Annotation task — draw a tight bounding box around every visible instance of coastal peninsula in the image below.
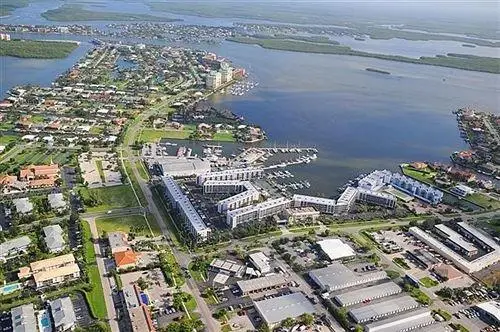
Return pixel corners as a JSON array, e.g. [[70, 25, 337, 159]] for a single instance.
[[227, 36, 500, 74], [42, 5, 182, 22], [0, 39, 78, 58]]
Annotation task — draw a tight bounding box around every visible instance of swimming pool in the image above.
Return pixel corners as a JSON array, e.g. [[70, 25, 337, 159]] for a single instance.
[[37, 310, 52, 332], [140, 292, 150, 305], [0, 283, 21, 295]]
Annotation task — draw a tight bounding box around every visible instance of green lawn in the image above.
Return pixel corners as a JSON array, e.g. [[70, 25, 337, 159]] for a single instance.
[[393, 257, 410, 269], [95, 160, 105, 182], [31, 115, 45, 124], [188, 262, 207, 282], [401, 165, 436, 185], [85, 266, 107, 319], [96, 214, 161, 236], [2, 148, 75, 172], [78, 185, 140, 212], [82, 222, 107, 319], [90, 126, 104, 135], [123, 160, 148, 206], [0, 135, 18, 145], [213, 131, 236, 142], [467, 193, 500, 210], [184, 296, 197, 312], [139, 128, 192, 141], [420, 276, 439, 288], [135, 161, 149, 180]]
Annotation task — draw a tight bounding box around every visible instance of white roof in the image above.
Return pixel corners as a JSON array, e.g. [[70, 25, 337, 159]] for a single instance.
[[254, 292, 316, 325], [337, 186, 358, 205], [48, 193, 66, 209], [50, 297, 77, 330], [476, 301, 500, 322], [13, 198, 33, 214], [435, 224, 477, 252], [458, 222, 500, 250], [0, 236, 31, 258], [410, 226, 500, 273], [293, 194, 335, 206], [318, 239, 356, 260], [11, 303, 36, 332], [249, 252, 271, 273]]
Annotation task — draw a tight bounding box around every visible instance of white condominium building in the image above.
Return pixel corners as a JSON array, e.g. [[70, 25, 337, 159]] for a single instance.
[[203, 180, 249, 194], [196, 168, 263, 185], [226, 197, 290, 228], [202, 180, 261, 212], [358, 170, 392, 191], [356, 188, 397, 209], [206, 71, 222, 89], [162, 176, 210, 241], [218, 187, 261, 213], [292, 194, 336, 214], [220, 64, 233, 83], [335, 187, 358, 214]]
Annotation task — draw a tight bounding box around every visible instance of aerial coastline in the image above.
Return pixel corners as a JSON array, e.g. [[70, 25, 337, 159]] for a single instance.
[[0, 3, 499, 332]]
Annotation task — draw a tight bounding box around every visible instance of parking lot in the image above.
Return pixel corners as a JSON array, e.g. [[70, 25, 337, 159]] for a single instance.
[[72, 292, 94, 327], [376, 230, 476, 287], [120, 268, 175, 309]]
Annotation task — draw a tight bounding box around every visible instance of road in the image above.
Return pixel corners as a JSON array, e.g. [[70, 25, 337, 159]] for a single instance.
[[116, 87, 221, 330], [86, 217, 120, 332], [126, 152, 221, 331]]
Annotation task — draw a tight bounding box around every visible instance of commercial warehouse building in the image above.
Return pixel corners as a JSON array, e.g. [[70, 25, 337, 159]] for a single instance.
[[209, 258, 245, 277], [409, 226, 500, 273], [254, 292, 316, 328], [237, 274, 288, 295], [365, 308, 435, 332], [157, 156, 211, 177], [249, 252, 272, 274], [334, 282, 401, 307], [475, 301, 500, 326], [292, 194, 336, 214], [317, 239, 356, 261], [226, 197, 290, 228], [308, 262, 388, 292], [163, 176, 210, 241], [196, 168, 263, 185], [434, 224, 478, 257], [356, 188, 397, 209], [457, 221, 500, 252], [348, 295, 419, 323]]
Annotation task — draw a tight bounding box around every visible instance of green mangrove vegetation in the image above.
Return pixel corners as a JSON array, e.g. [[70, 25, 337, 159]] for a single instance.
[[227, 37, 500, 74], [42, 5, 182, 22], [0, 40, 79, 59]]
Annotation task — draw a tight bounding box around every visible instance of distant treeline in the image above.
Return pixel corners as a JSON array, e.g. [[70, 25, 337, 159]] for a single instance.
[[228, 37, 500, 74]]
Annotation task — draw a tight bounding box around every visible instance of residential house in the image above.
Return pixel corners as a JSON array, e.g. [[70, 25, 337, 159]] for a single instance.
[[50, 297, 77, 332], [18, 254, 80, 289], [47, 193, 67, 212], [43, 225, 66, 253], [0, 236, 31, 262], [11, 303, 36, 332], [19, 164, 60, 188], [108, 231, 131, 254], [114, 251, 138, 270], [13, 198, 33, 215]]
